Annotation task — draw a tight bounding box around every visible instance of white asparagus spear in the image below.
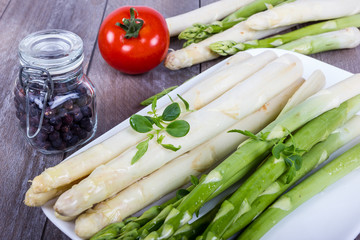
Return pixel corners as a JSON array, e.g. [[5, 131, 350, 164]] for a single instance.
[[246, 0, 360, 30], [24, 176, 86, 207], [29, 52, 257, 194], [166, 0, 256, 37], [54, 54, 303, 217], [74, 78, 304, 239], [165, 21, 292, 70], [279, 70, 325, 115], [183, 51, 276, 110], [25, 186, 68, 207], [54, 212, 77, 222]]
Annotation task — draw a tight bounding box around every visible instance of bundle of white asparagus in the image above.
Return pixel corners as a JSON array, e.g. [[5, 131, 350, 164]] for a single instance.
[[25, 51, 277, 206], [26, 51, 270, 205], [164, 0, 360, 70]]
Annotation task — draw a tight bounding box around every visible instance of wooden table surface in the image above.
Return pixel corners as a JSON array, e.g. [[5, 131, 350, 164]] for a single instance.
[[1, 0, 360, 239]]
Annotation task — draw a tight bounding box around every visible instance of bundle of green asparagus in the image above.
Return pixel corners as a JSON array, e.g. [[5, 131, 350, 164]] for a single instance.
[[86, 73, 360, 240], [165, 0, 360, 70], [238, 137, 360, 240]]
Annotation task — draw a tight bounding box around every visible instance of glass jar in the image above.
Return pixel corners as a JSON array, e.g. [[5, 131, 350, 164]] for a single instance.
[[14, 29, 97, 154]]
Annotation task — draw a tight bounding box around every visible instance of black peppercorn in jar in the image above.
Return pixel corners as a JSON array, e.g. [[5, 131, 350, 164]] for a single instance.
[[14, 29, 97, 154]]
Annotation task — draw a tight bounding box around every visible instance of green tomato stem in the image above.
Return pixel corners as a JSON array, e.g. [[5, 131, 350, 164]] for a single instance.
[[116, 7, 144, 39]]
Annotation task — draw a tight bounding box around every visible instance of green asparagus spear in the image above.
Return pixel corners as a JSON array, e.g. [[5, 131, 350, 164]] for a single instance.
[[171, 203, 222, 240], [179, 0, 287, 47], [278, 27, 360, 55], [200, 95, 360, 240], [222, 115, 360, 239], [143, 74, 360, 240], [210, 14, 360, 56], [90, 181, 198, 240], [238, 142, 360, 240], [136, 201, 183, 240], [90, 222, 126, 240]]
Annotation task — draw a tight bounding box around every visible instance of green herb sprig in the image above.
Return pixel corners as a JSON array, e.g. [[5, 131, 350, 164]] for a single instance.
[[130, 96, 191, 164], [140, 86, 179, 106], [228, 128, 304, 183]]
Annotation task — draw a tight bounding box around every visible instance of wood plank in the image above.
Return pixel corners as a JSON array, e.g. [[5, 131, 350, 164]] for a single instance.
[[0, 0, 11, 19], [0, 0, 106, 239]]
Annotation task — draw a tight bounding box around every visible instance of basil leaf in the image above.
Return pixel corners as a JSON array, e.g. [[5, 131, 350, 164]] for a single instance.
[[162, 102, 181, 121], [190, 175, 199, 186], [285, 165, 296, 184], [284, 156, 293, 167], [145, 116, 154, 125], [176, 189, 190, 200], [161, 143, 181, 151], [166, 120, 190, 137], [290, 155, 302, 170], [283, 145, 295, 156], [131, 138, 150, 164], [177, 94, 190, 111], [129, 115, 153, 133], [272, 143, 285, 159]]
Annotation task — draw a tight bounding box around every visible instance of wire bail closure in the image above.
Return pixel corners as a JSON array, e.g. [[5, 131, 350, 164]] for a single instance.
[[19, 66, 54, 139]]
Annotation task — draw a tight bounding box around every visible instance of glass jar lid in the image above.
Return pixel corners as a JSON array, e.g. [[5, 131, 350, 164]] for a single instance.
[[19, 29, 84, 75]]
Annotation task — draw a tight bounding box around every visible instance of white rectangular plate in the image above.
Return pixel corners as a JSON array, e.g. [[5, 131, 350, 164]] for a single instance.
[[42, 48, 360, 240]]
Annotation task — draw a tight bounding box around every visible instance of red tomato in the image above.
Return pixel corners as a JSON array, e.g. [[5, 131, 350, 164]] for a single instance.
[[98, 6, 170, 74]]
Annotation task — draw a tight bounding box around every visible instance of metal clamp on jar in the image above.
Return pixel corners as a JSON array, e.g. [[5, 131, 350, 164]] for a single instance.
[[14, 29, 97, 154]]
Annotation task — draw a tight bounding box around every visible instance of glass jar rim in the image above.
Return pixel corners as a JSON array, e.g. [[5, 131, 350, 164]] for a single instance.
[[19, 29, 84, 75]]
